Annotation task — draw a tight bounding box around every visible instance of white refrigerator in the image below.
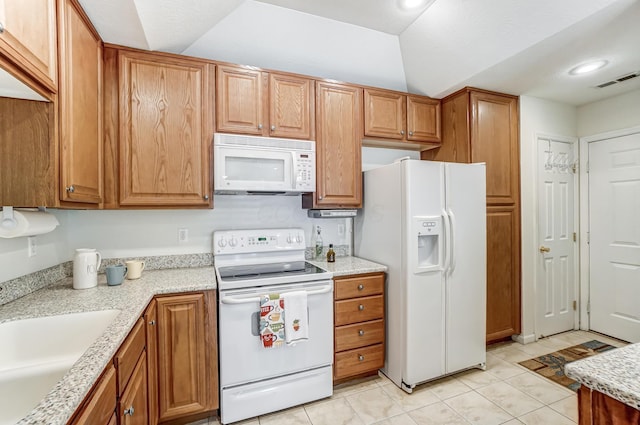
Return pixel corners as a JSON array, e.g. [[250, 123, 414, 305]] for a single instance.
[[355, 159, 486, 393]]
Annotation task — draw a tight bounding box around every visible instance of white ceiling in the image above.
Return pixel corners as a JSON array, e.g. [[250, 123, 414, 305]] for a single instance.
[[76, 0, 640, 106]]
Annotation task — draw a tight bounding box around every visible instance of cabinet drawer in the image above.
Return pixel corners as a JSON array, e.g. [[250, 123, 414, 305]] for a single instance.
[[335, 274, 384, 300], [334, 344, 384, 380], [115, 317, 145, 396], [335, 319, 384, 352], [335, 295, 384, 326], [71, 364, 116, 425]]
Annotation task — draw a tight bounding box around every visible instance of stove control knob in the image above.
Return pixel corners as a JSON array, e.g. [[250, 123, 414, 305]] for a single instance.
[[286, 234, 293, 243], [229, 237, 238, 247], [217, 238, 227, 248], [295, 234, 303, 243]]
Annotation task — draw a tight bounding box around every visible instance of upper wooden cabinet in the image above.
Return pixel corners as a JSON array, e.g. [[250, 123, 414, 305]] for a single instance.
[[303, 81, 363, 209], [0, 0, 58, 91], [58, 0, 102, 205], [364, 88, 441, 145], [216, 64, 314, 139], [103, 47, 215, 208], [423, 87, 520, 344], [156, 292, 218, 422]]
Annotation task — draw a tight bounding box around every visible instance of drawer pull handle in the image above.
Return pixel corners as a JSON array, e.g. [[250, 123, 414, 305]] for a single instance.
[[359, 330, 365, 336], [358, 355, 365, 361], [358, 304, 365, 311], [124, 406, 135, 416], [149, 320, 156, 326], [357, 284, 364, 290]]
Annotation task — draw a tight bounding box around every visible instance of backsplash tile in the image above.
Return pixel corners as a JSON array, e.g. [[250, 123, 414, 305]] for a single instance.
[[0, 253, 214, 306]]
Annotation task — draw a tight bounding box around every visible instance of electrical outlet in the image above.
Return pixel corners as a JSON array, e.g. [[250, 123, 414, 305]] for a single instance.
[[178, 228, 188, 244], [28, 236, 37, 257]]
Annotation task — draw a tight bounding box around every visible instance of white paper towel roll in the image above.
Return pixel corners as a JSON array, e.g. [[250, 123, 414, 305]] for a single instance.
[[0, 209, 60, 238]]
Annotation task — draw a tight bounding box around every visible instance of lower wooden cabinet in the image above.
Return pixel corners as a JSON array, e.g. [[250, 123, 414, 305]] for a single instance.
[[119, 351, 149, 425], [156, 292, 218, 422], [578, 386, 640, 425], [69, 364, 117, 425], [68, 291, 218, 425], [333, 273, 385, 382]]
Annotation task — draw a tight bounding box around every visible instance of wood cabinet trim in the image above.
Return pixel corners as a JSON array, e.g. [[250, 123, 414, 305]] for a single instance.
[[114, 318, 146, 396], [68, 364, 116, 425]]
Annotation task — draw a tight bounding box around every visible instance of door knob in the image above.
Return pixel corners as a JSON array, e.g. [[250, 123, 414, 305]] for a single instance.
[[539, 246, 551, 253]]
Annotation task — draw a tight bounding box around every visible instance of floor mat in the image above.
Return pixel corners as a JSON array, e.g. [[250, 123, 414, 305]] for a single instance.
[[518, 340, 616, 391]]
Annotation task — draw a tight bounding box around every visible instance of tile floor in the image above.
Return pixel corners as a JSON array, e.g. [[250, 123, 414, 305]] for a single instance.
[[192, 330, 628, 425]]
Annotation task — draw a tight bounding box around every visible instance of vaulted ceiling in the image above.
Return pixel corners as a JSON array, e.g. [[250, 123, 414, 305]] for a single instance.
[[78, 0, 640, 106]]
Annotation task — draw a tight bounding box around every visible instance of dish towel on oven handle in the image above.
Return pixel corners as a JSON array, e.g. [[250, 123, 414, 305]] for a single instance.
[[259, 293, 285, 348], [282, 290, 309, 346]]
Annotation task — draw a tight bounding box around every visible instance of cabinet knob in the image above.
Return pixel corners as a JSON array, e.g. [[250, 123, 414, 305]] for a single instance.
[[66, 185, 75, 193], [357, 284, 364, 291], [358, 304, 365, 311], [203, 194, 210, 200], [358, 355, 365, 361], [358, 329, 365, 336], [258, 124, 263, 130], [271, 125, 276, 131], [149, 320, 156, 326], [409, 131, 414, 136], [318, 195, 323, 200], [400, 130, 405, 135], [124, 406, 135, 416]]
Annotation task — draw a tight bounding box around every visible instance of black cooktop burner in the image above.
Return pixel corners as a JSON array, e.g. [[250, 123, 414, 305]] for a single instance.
[[217, 261, 327, 282]]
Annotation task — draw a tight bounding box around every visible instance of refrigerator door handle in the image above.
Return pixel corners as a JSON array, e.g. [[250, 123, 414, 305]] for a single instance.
[[447, 209, 456, 275], [441, 210, 451, 273]]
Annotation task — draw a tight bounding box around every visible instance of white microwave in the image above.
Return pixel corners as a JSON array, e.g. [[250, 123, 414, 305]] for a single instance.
[[214, 133, 316, 195]]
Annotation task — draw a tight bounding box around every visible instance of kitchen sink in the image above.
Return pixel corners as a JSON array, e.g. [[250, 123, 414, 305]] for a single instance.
[[0, 309, 121, 425]]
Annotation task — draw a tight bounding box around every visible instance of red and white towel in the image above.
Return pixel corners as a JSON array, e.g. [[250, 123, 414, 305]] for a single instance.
[[259, 294, 285, 348]]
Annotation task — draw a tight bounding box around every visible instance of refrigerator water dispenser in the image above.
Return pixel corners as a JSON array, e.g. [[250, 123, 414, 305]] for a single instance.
[[414, 216, 442, 273]]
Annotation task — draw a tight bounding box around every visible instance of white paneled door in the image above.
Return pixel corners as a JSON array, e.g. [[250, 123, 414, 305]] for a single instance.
[[589, 132, 640, 343], [536, 137, 577, 338]]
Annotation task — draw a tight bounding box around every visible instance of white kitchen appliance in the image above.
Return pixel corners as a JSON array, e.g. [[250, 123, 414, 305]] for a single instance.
[[214, 228, 333, 424], [214, 133, 316, 195], [355, 159, 487, 393]]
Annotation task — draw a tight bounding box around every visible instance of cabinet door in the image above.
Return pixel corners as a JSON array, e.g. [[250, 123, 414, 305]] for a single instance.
[[269, 73, 314, 139], [70, 364, 116, 425], [144, 300, 159, 425], [312, 81, 363, 208], [0, 0, 57, 90], [469, 91, 519, 205], [119, 351, 149, 425], [58, 0, 102, 205], [486, 205, 521, 342], [407, 95, 441, 143], [363, 89, 405, 140], [119, 51, 214, 206], [216, 65, 266, 135], [156, 292, 215, 422]]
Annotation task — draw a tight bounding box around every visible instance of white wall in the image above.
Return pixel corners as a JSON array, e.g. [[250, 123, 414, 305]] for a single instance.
[[0, 196, 349, 283], [519, 96, 577, 343], [577, 88, 640, 136]]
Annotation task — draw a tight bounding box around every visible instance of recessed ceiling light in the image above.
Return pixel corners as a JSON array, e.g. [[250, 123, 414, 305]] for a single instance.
[[399, 0, 432, 11], [569, 60, 608, 76]]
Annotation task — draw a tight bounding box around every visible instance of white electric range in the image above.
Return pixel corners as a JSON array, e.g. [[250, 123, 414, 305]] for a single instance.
[[213, 228, 334, 424]]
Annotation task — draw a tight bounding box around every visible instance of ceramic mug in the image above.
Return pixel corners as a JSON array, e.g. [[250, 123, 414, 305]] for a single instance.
[[125, 260, 145, 280], [106, 264, 128, 286]]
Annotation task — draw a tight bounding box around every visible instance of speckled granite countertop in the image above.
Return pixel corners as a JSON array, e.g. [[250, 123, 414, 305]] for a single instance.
[[0, 267, 216, 425], [308, 256, 387, 276], [565, 342, 640, 410]]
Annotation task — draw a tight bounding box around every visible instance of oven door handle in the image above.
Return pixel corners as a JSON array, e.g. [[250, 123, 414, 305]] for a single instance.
[[220, 284, 333, 304]]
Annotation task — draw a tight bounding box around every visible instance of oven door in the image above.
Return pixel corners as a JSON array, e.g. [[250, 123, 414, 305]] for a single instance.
[[218, 280, 334, 387], [214, 145, 294, 193]]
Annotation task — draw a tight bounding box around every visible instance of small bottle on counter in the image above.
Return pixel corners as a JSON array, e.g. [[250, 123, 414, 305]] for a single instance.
[[315, 226, 323, 259], [326, 244, 335, 263]]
